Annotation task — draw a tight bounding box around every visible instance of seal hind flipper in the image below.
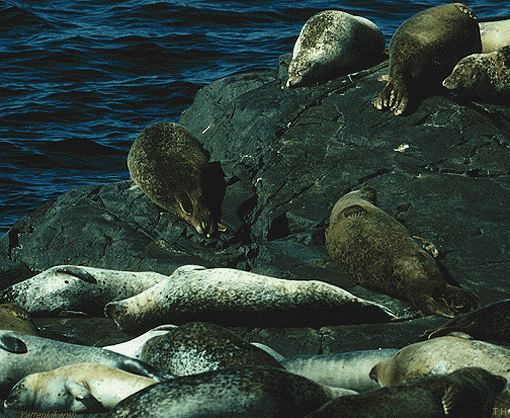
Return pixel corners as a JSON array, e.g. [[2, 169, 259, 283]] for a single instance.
[[0, 335, 28, 354], [342, 205, 368, 219], [54, 266, 97, 284]]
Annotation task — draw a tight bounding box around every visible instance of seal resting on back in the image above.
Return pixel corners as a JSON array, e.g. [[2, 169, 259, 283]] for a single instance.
[[325, 187, 481, 318], [128, 121, 226, 237], [374, 3, 482, 115]]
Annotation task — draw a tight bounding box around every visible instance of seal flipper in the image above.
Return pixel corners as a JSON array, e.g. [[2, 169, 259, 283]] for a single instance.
[[442, 384, 463, 415], [54, 266, 97, 284], [65, 380, 105, 412], [413, 236, 439, 258], [374, 77, 409, 116], [118, 357, 175, 382], [342, 205, 368, 219], [0, 335, 28, 354]]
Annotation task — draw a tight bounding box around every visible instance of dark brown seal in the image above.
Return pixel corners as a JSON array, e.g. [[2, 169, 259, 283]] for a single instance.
[[0, 304, 39, 336], [304, 367, 506, 418], [325, 187, 481, 318], [140, 322, 284, 376], [374, 3, 482, 115], [127, 121, 226, 237]]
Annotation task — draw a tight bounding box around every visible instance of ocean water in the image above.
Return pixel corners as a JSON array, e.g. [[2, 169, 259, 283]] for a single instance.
[[0, 0, 508, 232]]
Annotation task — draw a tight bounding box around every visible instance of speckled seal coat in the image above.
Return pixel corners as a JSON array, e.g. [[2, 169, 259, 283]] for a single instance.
[[374, 3, 482, 115], [325, 187, 481, 318], [287, 10, 385, 88]]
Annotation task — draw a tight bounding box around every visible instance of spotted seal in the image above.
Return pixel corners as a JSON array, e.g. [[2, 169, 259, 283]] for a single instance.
[[4, 363, 157, 413], [128, 121, 226, 237], [325, 187, 481, 318], [374, 3, 482, 115], [286, 10, 385, 88], [104, 265, 396, 333]]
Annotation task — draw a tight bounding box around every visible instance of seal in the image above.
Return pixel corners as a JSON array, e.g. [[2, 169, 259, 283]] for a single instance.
[[286, 10, 385, 88], [128, 121, 226, 237], [0, 265, 169, 316], [0, 304, 39, 336], [424, 298, 510, 343], [4, 363, 157, 413], [325, 187, 481, 318], [0, 330, 172, 396], [442, 45, 510, 103], [304, 367, 505, 418], [104, 264, 396, 333], [480, 19, 510, 53], [281, 348, 399, 392], [140, 322, 284, 376], [105, 365, 357, 418], [374, 3, 482, 115]]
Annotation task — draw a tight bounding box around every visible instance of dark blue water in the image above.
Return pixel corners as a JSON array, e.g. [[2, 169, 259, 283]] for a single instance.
[[1, 0, 508, 232]]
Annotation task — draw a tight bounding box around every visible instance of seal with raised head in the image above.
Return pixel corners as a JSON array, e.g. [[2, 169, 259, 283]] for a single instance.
[[480, 19, 510, 53], [325, 187, 481, 318], [374, 3, 482, 115], [128, 121, 226, 237], [442, 45, 510, 103], [304, 367, 505, 418], [286, 10, 385, 88], [105, 365, 357, 418], [104, 264, 396, 333], [4, 363, 157, 413], [140, 322, 284, 376], [0, 304, 39, 336]]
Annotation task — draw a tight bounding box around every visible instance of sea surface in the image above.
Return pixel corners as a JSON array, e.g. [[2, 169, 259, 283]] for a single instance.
[[0, 0, 508, 233]]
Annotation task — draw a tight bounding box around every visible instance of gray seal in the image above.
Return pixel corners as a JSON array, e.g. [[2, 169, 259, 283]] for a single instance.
[[104, 265, 396, 333], [325, 187, 481, 318], [128, 121, 226, 237], [374, 3, 482, 115], [287, 10, 385, 88], [480, 19, 510, 53], [140, 322, 284, 375], [4, 363, 157, 413], [105, 365, 357, 418], [442, 45, 510, 104]]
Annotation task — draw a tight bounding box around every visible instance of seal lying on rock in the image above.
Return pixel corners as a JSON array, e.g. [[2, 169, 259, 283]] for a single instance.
[[128, 121, 226, 237], [4, 363, 158, 413], [304, 367, 505, 418], [286, 10, 385, 88], [104, 265, 396, 333], [443, 45, 510, 103], [325, 187, 481, 318], [105, 366, 357, 418], [374, 3, 482, 115]]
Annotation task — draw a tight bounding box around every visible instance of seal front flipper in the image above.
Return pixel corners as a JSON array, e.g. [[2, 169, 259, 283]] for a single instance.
[[342, 205, 368, 219], [54, 266, 97, 284], [374, 77, 408, 115], [65, 380, 105, 412], [118, 357, 175, 382], [0, 335, 28, 354], [413, 236, 439, 258]]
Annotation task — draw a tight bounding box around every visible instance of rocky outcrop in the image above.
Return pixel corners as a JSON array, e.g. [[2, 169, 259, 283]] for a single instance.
[[1, 54, 510, 356]]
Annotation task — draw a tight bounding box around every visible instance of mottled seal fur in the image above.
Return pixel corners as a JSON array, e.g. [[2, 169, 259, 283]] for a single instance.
[[0, 265, 168, 316], [480, 19, 510, 53], [4, 363, 157, 413], [325, 187, 481, 318], [374, 3, 482, 115], [0, 330, 171, 396], [281, 348, 399, 392], [140, 322, 284, 376], [304, 367, 505, 418], [0, 304, 39, 336], [443, 45, 510, 103], [424, 298, 510, 343], [105, 366, 356, 418], [128, 121, 225, 237], [104, 265, 396, 333], [287, 10, 385, 88]]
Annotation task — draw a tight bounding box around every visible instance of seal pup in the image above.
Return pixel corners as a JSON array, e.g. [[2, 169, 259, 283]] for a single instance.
[[325, 187, 481, 318], [0, 330, 172, 396], [304, 367, 506, 418], [128, 121, 226, 237], [4, 363, 157, 413], [140, 322, 284, 376], [480, 19, 510, 53], [424, 298, 510, 343], [104, 265, 396, 333], [281, 348, 399, 392], [286, 10, 385, 88], [105, 365, 357, 418], [0, 265, 169, 316], [442, 45, 510, 104], [374, 3, 482, 115], [0, 304, 39, 336]]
